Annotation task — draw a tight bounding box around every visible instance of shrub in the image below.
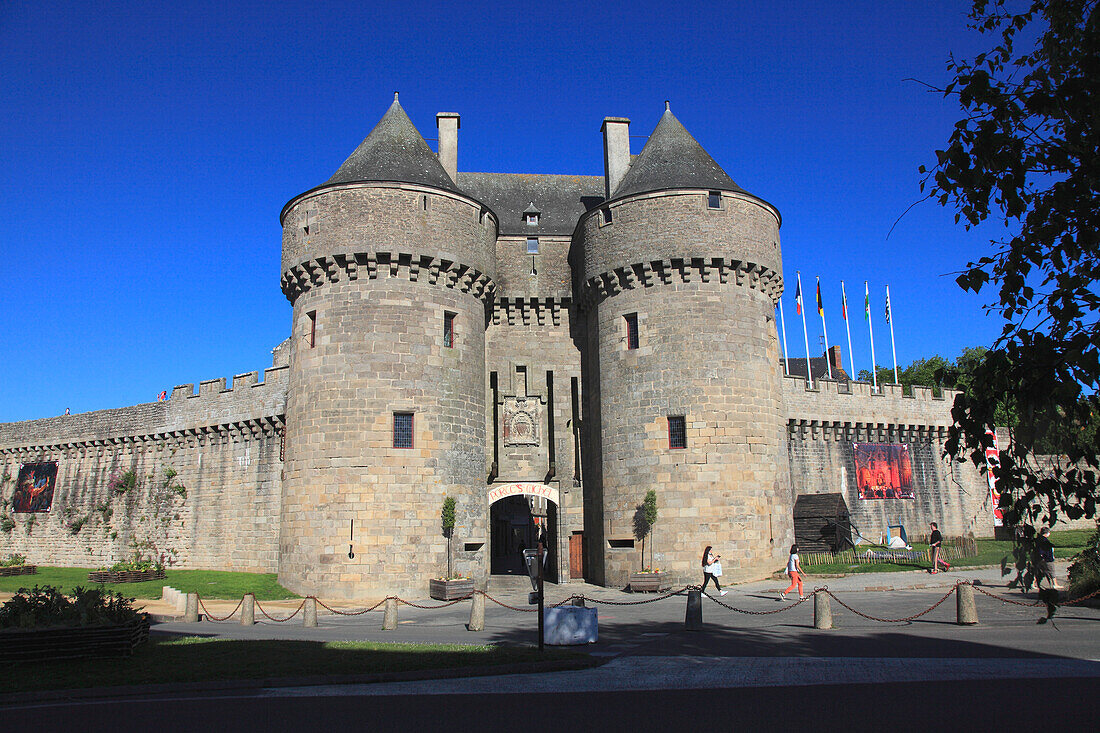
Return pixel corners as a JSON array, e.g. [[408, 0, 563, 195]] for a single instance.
[[1, 553, 27, 567], [108, 470, 138, 495], [0, 585, 141, 629], [0, 515, 14, 534], [1067, 529, 1100, 599]]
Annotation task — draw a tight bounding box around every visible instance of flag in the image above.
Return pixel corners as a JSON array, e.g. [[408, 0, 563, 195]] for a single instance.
[[885, 289, 892, 324], [816, 279, 824, 317], [795, 280, 803, 315], [841, 289, 848, 320], [864, 283, 870, 321]]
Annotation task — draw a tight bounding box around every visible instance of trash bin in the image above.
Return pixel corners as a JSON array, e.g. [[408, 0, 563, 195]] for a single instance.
[[543, 606, 598, 645]]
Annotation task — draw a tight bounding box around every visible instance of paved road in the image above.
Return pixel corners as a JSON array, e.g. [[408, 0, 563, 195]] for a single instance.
[[3, 565, 1096, 730], [3, 677, 1096, 732]]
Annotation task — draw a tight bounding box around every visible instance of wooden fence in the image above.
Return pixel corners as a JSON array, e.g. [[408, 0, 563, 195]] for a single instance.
[[801, 537, 978, 568]]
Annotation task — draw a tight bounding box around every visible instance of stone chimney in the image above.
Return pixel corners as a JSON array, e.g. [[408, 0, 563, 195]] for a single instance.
[[829, 345, 844, 375], [601, 117, 630, 199], [436, 112, 460, 183]]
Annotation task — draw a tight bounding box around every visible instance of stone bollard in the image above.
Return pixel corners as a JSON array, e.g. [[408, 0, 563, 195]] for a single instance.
[[184, 593, 199, 623], [241, 594, 255, 626], [382, 597, 398, 630], [685, 589, 703, 631], [303, 597, 318, 627], [467, 592, 485, 632], [956, 583, 978, 625], [572, 596, 586, 607], [814, 591, 833, 629]]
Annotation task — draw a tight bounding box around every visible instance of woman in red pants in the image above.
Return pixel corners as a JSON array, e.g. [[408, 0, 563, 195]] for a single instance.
[[781, 544, 804, 601]]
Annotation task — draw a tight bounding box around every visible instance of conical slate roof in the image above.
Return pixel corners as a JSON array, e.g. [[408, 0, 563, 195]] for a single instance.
[[323, 95, 461, 194], [612, 104, 747, 200]]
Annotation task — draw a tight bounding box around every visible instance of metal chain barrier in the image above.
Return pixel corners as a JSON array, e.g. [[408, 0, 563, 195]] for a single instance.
[[313, 597, 389, 616], [704, 592, 808, 615], [1061, 587, 1100, 605], [397, 595, 473, 609], [575, 587, 690, 606], [971, 584, 1044, 607], [254, 599, 306, 622], [477, 590, 537, 612], [819, 584, 958, 623], [196, 596, 243, 622]]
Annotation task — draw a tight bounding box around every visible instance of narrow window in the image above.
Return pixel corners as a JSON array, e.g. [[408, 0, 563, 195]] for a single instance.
[[624, 313, 639, 350], [443, 311, 456, 348], [393, 412, 414, 449], [526, 237, 539, 254], [422, 195, 429, 211], [708, 191, 722, 209], [668, 416, 686, 449], [306, 311, 316, 349], [601, 206, 613, 225]]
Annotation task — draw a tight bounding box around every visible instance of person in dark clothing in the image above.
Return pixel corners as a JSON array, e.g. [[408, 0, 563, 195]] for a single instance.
[[929, 522, 951, 574], [1035, 526, 1061, 590]]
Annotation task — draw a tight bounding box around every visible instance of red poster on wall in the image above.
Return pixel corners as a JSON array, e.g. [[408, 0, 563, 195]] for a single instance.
[[853, 444, 914, 499]]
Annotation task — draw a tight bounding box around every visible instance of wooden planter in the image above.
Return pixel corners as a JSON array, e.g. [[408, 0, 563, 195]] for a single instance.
[[0, 565, 36, 577], [629, 572, 670, 593], [87, 569, 166, 584], [0, 615, 150, 662], [429, 578, 474, 601]]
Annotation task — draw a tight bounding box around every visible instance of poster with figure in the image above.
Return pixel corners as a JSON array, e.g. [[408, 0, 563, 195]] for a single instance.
[[853, 444, 914, 499], [12, 461, 58, 513]]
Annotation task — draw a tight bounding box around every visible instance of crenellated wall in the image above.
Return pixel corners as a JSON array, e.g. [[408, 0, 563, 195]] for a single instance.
[[0, 367, 287, 570], [782, 375, 994, 540]]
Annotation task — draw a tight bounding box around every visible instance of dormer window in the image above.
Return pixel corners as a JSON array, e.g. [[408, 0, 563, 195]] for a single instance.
[[524, 202, 541, 227]]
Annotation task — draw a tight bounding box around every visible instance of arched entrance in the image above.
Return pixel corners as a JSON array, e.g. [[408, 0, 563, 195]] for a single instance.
[[488, 483, 559, 582]]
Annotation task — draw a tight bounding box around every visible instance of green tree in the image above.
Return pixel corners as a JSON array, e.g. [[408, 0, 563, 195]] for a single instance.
[[441, 496, 456, 580], [633, 490, 659, 571], [921, 0, 1099, 601]]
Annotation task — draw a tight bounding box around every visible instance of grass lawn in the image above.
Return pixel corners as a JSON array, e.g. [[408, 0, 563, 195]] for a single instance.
[[802, 529, 1090, 576], [0, 568, 297, 600], [0, 637, 590, 693]]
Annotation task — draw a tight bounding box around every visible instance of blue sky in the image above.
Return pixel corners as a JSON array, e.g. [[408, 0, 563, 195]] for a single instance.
[[0, 1, 1006, 422]]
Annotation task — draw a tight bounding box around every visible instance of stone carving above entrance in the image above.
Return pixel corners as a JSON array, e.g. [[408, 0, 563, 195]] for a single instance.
[[503, 396, 542, 446]]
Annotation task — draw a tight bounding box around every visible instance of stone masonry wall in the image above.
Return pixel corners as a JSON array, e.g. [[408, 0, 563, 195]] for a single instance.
[[0, 367, 287, 570], [486, 301, 585, 582], [279, 182, 495, 598], [783, 377, 993, 539]]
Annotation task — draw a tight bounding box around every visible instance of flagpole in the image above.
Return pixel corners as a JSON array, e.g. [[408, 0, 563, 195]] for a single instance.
[[778, 300, 790, 376], [886, 284, 899, 384], [797, 272, 812, 386], [817, 277, 832, 379], [865, 281, 878, 391], [842, 280, 855, 380]]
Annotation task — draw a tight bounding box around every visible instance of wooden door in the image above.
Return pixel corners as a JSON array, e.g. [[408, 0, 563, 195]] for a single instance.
[[569, 531, 585, 579]]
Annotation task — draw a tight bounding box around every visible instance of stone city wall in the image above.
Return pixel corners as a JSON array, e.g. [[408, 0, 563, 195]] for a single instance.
[[783, 376, 993, 539], [0, 367, 287, 570]]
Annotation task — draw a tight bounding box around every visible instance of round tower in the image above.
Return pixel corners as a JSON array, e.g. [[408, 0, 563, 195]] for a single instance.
[[278, 97, 497, 598], [580, 105, 792, 587]]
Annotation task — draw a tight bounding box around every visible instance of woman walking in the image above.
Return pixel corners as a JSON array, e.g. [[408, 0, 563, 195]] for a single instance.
[[929, 522, 951, 574], [781, 544, 805, 601], [701, 545, 728, 596]]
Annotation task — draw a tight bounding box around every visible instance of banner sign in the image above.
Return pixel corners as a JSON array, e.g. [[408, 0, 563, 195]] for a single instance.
[[487, 482, 558, 506], [986, 429, 1003, 527], [13, 461, 58, 513], [853, 444, 914, 500]]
